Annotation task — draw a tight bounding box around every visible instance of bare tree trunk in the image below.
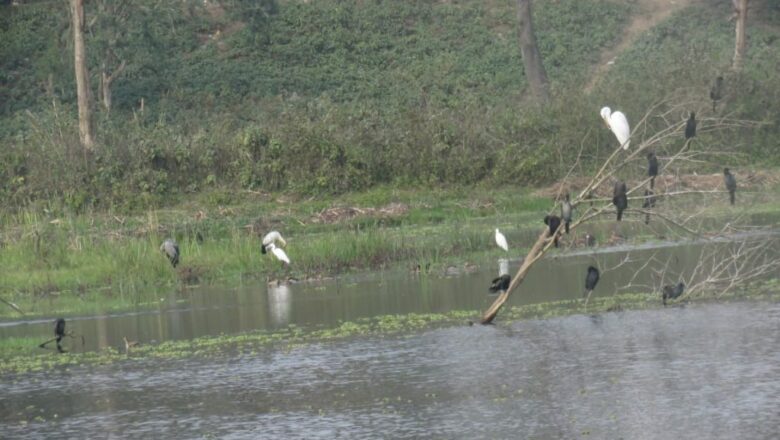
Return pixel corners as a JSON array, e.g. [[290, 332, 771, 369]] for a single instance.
[[71, 0, 94, 150], [100, 59, 126, 114], [516, 0, 550, 103], [732, 0, 749, 71]]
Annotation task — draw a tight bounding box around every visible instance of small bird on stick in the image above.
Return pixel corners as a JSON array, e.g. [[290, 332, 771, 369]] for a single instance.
[[583, 266, 600, 306], [724, 168, 737, 205], [647, 152, 659, 189], [685, 112, 697, 140], [710, 76, 723, 112], [543, 215, 562, 248], [612, 181, 628, 221]]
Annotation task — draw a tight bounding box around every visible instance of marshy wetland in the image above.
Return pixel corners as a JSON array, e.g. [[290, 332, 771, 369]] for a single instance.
[[1, 225, 779, 438]]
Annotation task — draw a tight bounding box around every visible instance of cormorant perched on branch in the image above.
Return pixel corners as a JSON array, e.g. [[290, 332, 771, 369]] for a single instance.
[[583, 266, 600, 305], [662, 282, 685, 306], [160, 238, 180, 268], [543, 215, 562, 247], [685, 112, 697, 140], [642, 189, 656, 225], [724, 168, 737, 205], [489, 274, 511, 294], [710, 76, 723, 112], [612, 181, 628, 221], [561, 193, 573, 234], [647, 152, 659, 189]]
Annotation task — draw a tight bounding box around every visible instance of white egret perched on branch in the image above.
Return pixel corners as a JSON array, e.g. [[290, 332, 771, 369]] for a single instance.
[[600, 106, 631, 149], [495, 228, 509, 252]]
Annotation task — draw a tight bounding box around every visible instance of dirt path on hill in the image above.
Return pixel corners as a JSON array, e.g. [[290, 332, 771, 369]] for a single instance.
[[584, 0, 696, 93]]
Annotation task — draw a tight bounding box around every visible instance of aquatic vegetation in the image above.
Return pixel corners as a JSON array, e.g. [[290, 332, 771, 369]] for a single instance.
[[1, 284, 776, 376]]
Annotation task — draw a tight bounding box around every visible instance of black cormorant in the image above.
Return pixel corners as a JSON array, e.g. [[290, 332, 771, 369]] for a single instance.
[[662, 282, 685, 306], [724, 168, 737, 205], [543, 215, 562, 248], [612, 181, 628, 221]]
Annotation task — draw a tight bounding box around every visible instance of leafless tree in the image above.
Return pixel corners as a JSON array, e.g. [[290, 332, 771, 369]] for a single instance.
[[481, 97, 762, 324]]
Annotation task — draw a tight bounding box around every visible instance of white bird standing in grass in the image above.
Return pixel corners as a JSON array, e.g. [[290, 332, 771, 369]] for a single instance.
[[261, 231, 290, 265], [261, 230, 287, 254], [495, 228, 509, 252], [266, 243, 290, 265], [600, 106, 631, 150]]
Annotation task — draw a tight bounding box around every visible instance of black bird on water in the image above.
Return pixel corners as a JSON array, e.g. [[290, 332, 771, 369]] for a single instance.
[[54, 318, 66, 353], [583, 266, 600, 305], [647, 152, 659, 189], [561, 193, 573, 234], [724, 168, 737, 205], [612, 181, 628, 221], [710, 76, 723, 112], [685, 112, 697, 140], [642, 189, 656, 225], [662, 282, 685, 306], [543, 215, 562, 247], [489, 274, 511, 294]]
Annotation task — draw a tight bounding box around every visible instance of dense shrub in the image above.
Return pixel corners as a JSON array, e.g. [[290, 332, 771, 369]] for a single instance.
[[0, 0, 777, 212]]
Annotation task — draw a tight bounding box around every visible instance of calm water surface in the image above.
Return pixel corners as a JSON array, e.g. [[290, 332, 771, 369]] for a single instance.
[[1, 301, 778, 438]]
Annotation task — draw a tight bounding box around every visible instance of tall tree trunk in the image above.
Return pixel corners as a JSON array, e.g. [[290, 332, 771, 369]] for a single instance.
[[732, 0, 749, 71], [516, 0, 550, 103], [71, 0, 94, 150]]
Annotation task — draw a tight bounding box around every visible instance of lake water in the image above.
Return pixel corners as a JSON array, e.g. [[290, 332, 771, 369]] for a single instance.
[[1, 233, 779, 438]]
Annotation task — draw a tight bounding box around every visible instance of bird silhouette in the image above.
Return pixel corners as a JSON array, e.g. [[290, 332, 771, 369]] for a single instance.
[[685, 112, 697, 140], [583, 266, 600, 305], [662, 282, 685, 306], [495, 228, 509, 252], [489, 274, 511, 294], [710, 76, 723, 112], [612, 181, 628, 221], [724, 168, 737, 205], [543, 215, 562, 247], [647, 152, 659, 189], [160, 239, 180, 268]]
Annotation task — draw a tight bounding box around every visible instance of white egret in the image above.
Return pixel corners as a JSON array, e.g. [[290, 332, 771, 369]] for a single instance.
[[261, 230, 287, 254], [266, 242, 290, 265], [600, 106, 630, 150], [160, 239, 180, 267], [495, 228, 508, 252]]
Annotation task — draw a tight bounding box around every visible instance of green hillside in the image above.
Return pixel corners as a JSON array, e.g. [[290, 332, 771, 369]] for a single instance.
[[1, 0, 778, 211]]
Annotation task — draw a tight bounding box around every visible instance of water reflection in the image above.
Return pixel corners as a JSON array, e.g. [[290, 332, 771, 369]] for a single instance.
[[267, 284, 291, 327], [1, 234, 778, 353]]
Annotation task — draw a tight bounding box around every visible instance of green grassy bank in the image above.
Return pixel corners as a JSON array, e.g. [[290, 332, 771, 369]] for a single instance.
[[1, 180, 779, 319]]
